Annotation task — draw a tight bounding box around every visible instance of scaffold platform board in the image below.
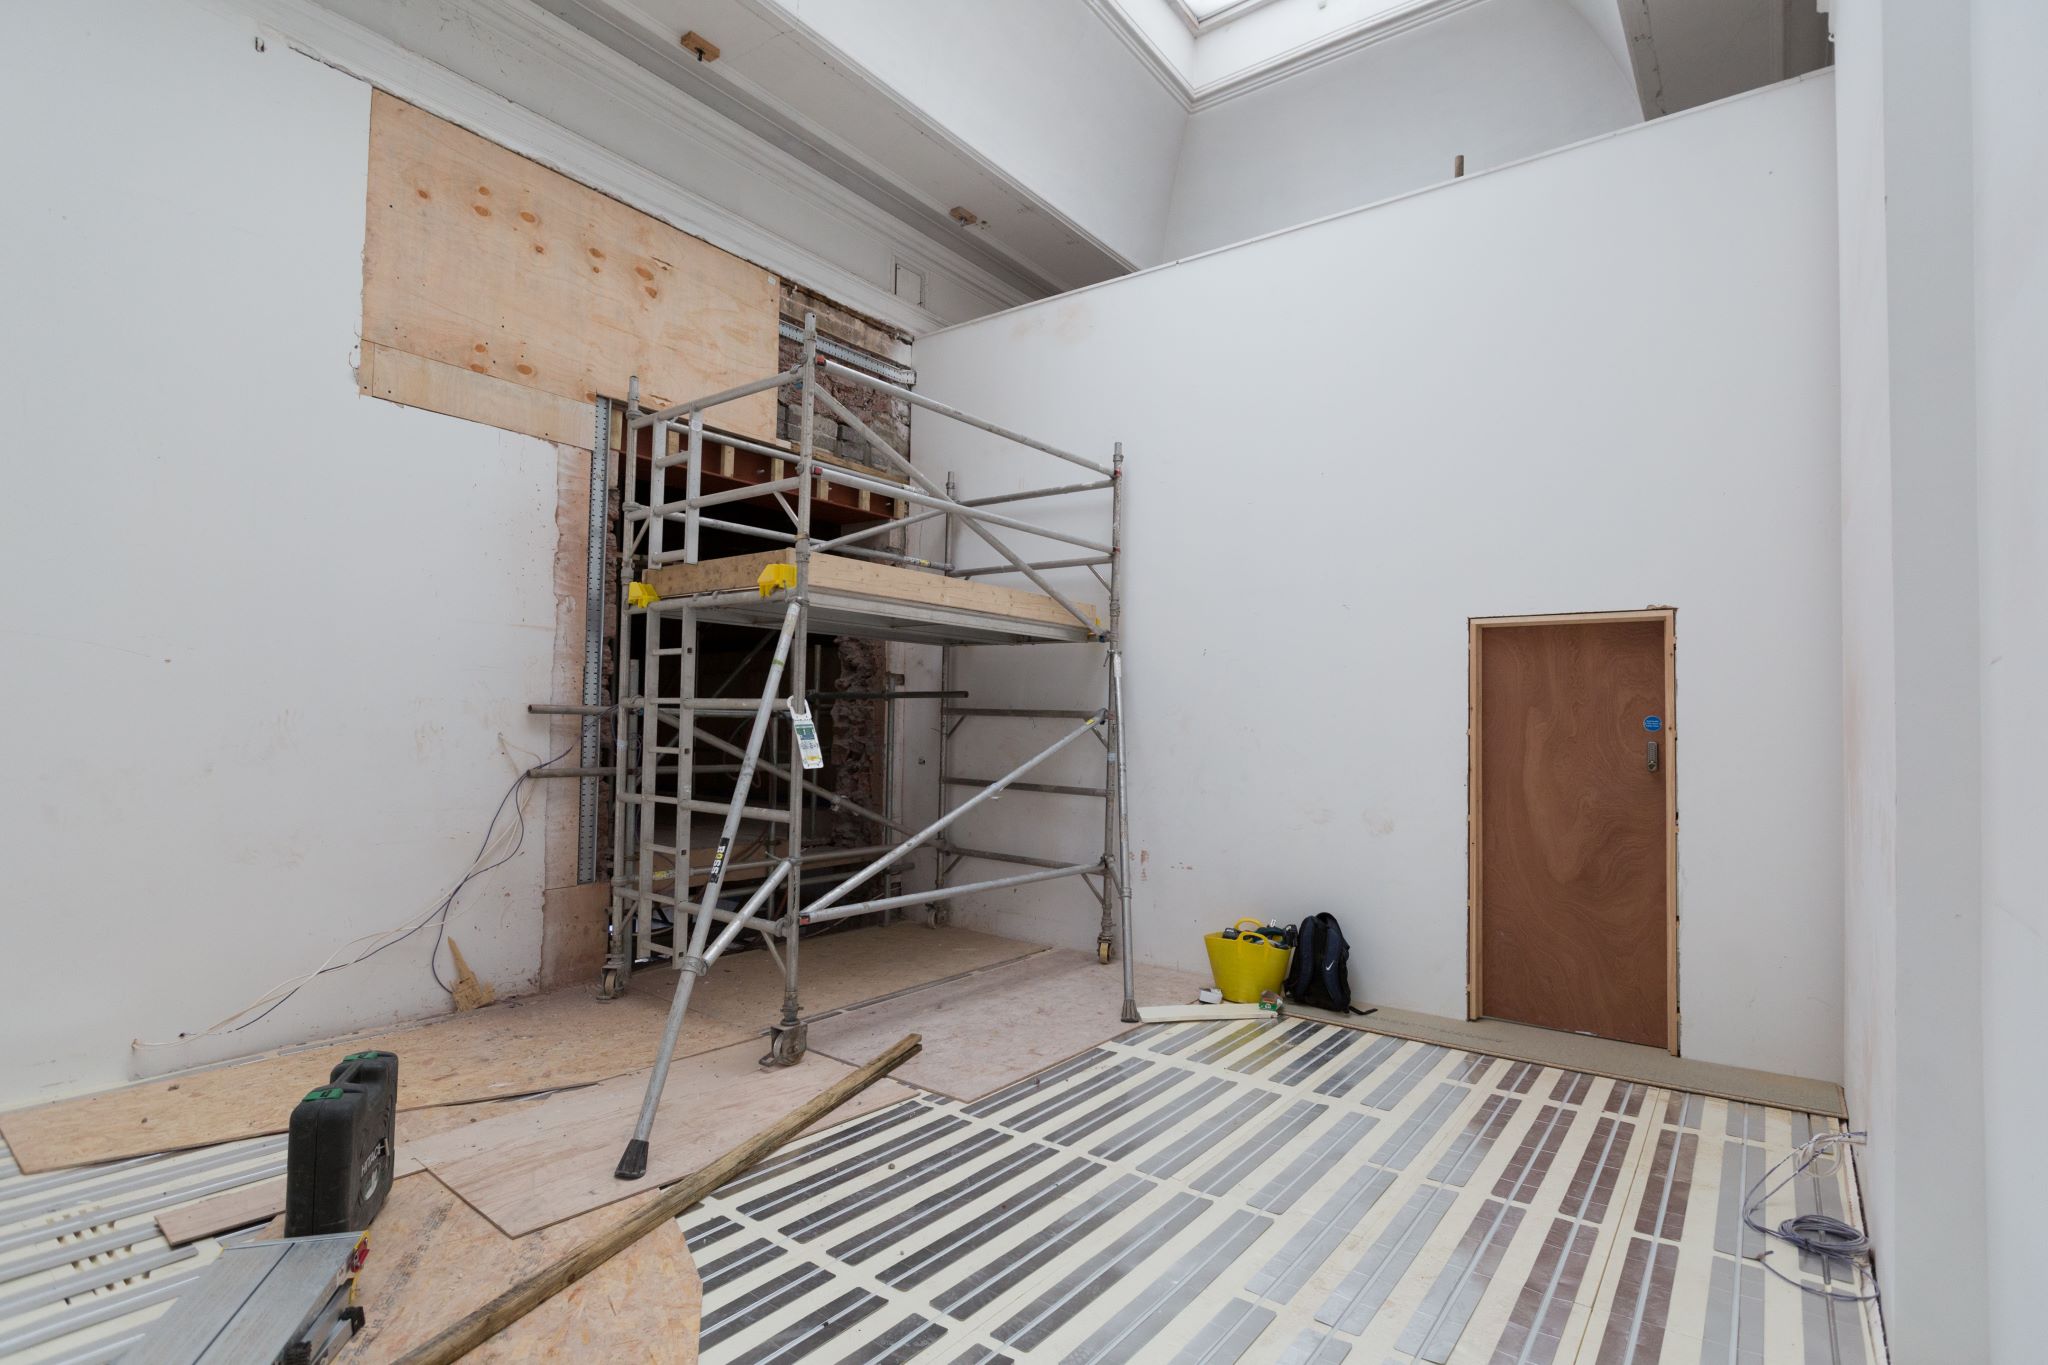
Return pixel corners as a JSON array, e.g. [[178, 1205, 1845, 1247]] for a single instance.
[[645, 550, 1101, 647]]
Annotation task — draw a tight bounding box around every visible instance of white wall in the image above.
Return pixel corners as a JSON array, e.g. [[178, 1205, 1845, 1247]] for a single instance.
[[777, 0, 1188, 267], [1973, 5, 2048, 1357], [1826, 0, 1993, 1356], [1159, 0, 1641, 258], [0, 0, 560, 1106], [910, 75, 1844, 1082]]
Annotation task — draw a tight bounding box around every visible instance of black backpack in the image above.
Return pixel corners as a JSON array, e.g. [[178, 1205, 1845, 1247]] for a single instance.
[[1285, 913, 1371, 1015]]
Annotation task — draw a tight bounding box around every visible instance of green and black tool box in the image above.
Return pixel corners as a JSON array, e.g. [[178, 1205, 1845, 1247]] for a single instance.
[[283, 1050, 398, 1237]]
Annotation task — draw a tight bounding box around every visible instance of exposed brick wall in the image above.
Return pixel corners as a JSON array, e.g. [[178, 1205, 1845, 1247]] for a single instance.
[[827, 638, 888, 846], [777, 284, 911, 849], [776, 284, 911, 468]]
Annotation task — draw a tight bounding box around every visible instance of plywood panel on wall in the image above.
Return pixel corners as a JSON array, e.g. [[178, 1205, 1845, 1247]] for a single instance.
[[363, 91, 780, 439]]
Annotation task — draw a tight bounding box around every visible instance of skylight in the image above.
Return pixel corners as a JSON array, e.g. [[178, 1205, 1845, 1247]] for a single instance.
[[1169, 0, 1285, 33]]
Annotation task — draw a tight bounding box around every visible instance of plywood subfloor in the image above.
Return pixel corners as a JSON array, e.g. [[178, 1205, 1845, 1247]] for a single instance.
[[684, 1017, 1884, 1363], [0, 980, 753, 1173], [808, 950, 1207, 1101], [688, 922, 1050, 1029], [155, 1093, 556, 1246], [414, 1041, 918, 1237], [333, 1172, 698, 1364]]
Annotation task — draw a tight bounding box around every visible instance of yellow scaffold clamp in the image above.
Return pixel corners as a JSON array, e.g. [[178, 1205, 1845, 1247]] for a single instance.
[[626, 581, 661, 610], [757, 563, 798, 597]]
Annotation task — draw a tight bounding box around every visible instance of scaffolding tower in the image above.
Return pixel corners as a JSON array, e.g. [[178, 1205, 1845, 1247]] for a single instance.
[[603, 314, 1131, 1180]]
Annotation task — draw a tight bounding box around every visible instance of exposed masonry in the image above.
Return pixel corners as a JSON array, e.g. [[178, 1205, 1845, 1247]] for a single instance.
[[776, 283, 913, 850], [827, 636, 888, 847], [776, 283, 913, 464]]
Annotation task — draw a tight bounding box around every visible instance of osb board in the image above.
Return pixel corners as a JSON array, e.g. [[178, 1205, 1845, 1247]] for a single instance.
[[414, 1041, 917, 1237], [646, 551, 1100, 631], [808, 950, 1206, 1101], [364, 91, 778, 438], [0, 982, 753, 1173], [687, 923, 1050, 1028], [156, 1094, 554, 1246], [358, 342, 594, 449], [333, 1173, 697, 1364]]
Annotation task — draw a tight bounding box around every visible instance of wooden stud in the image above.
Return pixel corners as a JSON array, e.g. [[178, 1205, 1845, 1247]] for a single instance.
[[678, 30, 720, 61], [388, 1034, 921, 1365]]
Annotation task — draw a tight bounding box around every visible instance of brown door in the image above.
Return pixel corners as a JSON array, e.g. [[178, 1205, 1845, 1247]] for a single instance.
[[1471, 614, 1674, 1049]]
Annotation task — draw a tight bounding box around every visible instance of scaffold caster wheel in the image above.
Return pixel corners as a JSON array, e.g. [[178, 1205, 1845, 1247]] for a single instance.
[[1097, 938, 1113, 964], [598, 968, 622, 1000], [764, 1024, 808, 1067]]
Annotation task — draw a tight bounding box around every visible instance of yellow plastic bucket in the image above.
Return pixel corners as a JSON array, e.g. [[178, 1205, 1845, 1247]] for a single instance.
[[1204, 918, 1292, 1003]]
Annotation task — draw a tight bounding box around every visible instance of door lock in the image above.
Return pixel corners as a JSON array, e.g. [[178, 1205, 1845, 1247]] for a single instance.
[[1646, 739, 1660, 773]]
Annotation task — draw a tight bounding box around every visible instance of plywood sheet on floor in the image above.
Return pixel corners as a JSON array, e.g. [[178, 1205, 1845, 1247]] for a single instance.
[[414, 1040, 917, 1237], [155, 1093, 556, 1246], [806, 950, 1206, 1100], [0, 982, 754, 1173], [333, 1172, 697, 1364], [687, 923, 1049, 1029]]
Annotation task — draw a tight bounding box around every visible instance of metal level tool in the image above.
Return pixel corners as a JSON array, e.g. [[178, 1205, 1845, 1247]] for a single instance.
[[120, 1231, 368, 1364]]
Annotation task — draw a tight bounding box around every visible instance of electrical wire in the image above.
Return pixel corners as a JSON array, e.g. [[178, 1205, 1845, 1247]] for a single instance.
[[134, 744, 575, 1050], [1741, 1129, 1881, 1303]]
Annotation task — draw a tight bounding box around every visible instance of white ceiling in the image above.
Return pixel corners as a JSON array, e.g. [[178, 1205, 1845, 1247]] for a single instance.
[[522, 0, 1830, 307], [539, 0, 1172, 294]]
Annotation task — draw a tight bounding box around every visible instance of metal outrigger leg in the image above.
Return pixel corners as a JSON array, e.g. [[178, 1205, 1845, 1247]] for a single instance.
[[615, 600, 802, 1181]]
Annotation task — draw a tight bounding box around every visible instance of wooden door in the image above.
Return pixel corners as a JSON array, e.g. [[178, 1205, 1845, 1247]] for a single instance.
[[1470, 613, 1675, 1050]]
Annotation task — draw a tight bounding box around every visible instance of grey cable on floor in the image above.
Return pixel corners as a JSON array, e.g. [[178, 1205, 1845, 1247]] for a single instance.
[[1741, 1129, 1880, 1303]]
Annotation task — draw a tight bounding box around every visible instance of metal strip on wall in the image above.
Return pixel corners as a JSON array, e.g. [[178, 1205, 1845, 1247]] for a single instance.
[[580, 397, 612, 883]]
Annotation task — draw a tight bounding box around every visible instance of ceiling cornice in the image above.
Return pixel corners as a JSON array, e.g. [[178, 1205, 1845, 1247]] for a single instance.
[[218, 0, 1039, 333], [1086, 0, 1500, 113], [559, 0, 1137, 289], [1081, 0, 1197, 109]]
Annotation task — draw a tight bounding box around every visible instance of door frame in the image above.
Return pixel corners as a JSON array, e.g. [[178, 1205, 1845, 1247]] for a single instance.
[[1466, 608, 1679, 1054]]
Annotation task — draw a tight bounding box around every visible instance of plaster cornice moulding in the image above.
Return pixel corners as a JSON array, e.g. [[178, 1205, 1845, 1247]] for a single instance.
[[217, 0, 1036, 333]]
